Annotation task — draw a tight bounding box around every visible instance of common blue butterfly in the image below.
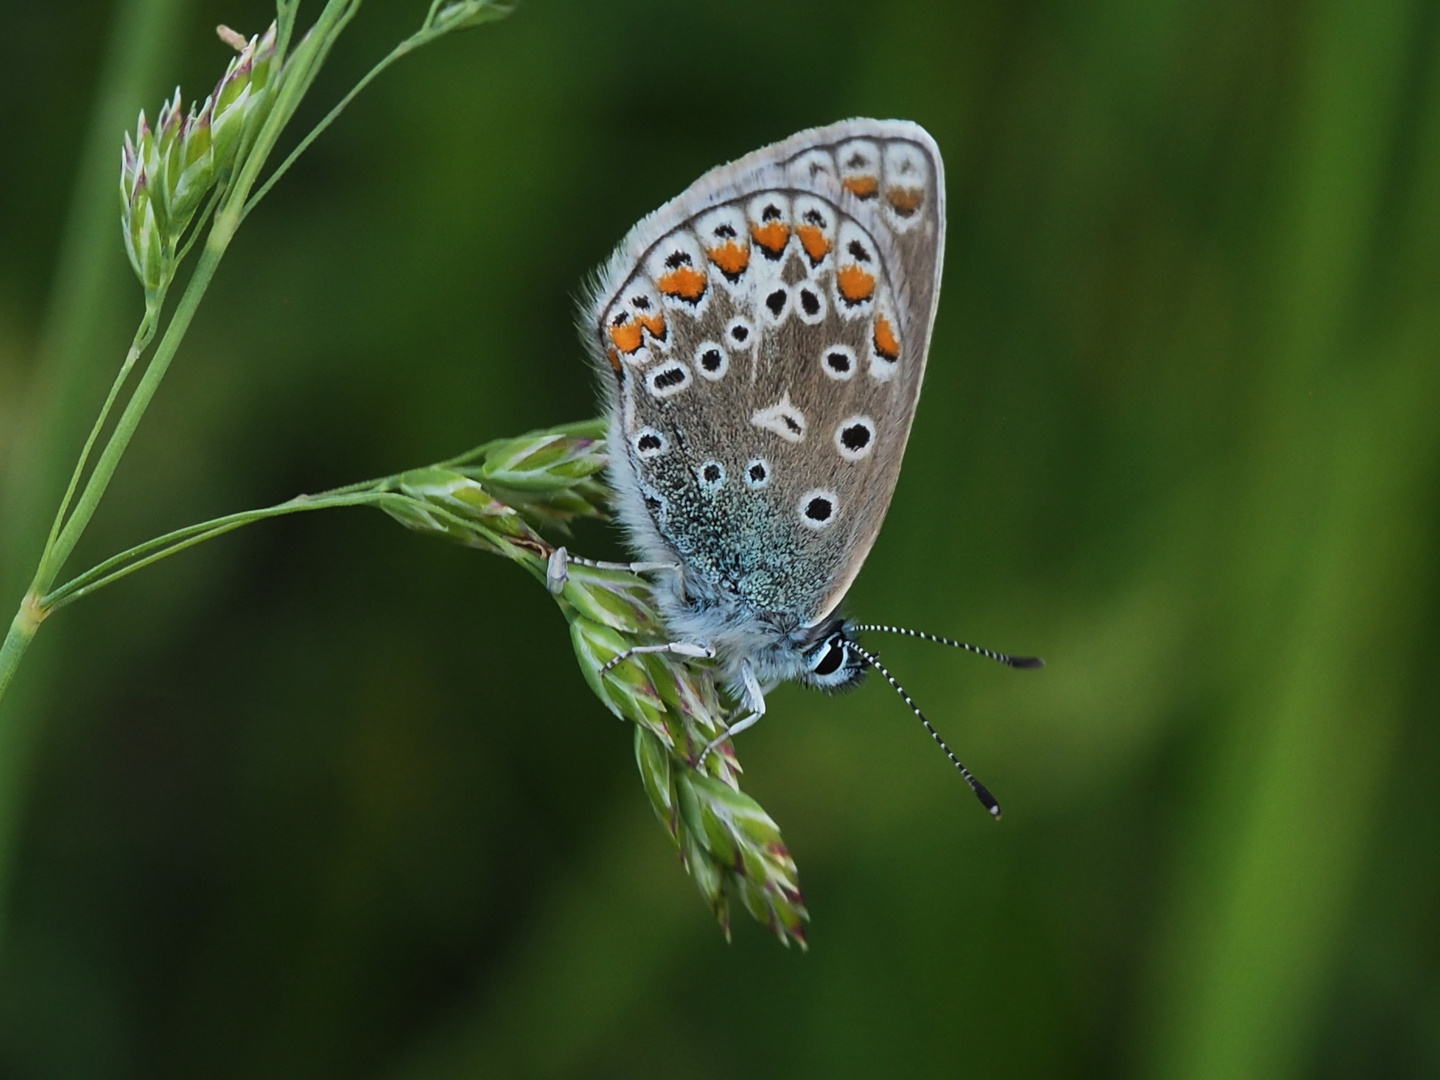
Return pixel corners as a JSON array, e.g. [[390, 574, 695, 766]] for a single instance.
[[553, 120, 1040, 817]]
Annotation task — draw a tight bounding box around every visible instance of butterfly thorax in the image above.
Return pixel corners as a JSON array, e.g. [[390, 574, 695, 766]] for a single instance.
[[652, 565, 841, 693]]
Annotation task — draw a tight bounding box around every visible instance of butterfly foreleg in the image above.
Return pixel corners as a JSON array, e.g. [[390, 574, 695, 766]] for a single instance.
[[597, 639, 715, 676], [546, 545, 681, 595], [698, 662, 768, 765]]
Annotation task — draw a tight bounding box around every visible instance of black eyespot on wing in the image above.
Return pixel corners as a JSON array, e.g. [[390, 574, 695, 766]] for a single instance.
[[730, 323, 750, 343], [847, 239, 871, 262], [749, 462, 766, 482], [761, 203, 783, 221], [664, 250, 692, 268], [632, 294, 653, 309], [703, 463, 721, 483], [800, 289, 820, 316], [653, 366, 686, 389], [841, 424, 870, 450], [766, 289, 787, 316], [638, 432, 661, 451], [805, 496, 833, 521], [827, 350, 851, 373], [784, 415, 803, 435], [700, 348, 723, 372], [802, 207, 825, 226], [644, 494, 663, 511], [713, 222, 737, 239]]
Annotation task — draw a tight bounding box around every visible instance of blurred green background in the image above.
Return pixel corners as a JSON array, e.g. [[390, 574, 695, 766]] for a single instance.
[[2, 0, 1438, 1076]]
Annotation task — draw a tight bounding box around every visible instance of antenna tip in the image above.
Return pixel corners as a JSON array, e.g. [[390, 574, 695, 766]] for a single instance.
[[973, 780, 1002, 819], [1009, 655, 1045, 669]]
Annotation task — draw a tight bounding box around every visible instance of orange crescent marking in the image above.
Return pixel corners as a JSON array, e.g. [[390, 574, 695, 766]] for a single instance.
[[842, 175, 879, 199], [796, 224, 831, 264], [750, 220, 790, 255], [636, 310, 667, 342], [706, 240, 750, 277], [608, 319, 644, 354], [606, 347, 622, 372], [657, 264, 707, 302], [837, 264, 876, 304], [886, 186, 924, 216], [873, 314, 901, 360]]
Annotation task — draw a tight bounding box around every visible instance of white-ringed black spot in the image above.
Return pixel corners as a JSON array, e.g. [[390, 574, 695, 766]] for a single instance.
[[834, 415, 875, 462], [632, 293, 653, 309], [713, 222, 736, 239], [796, 285, 827, 324], [663, 250, 692, 268], [698, 460, 725, 492], [646, 361, 692, 398], [693, 340, 729, 380], [764, 287, 789, 321], [761, 203, 783, 221], [822, 344, 857, 381], [798, 489, 839, 529], [633, 426, 668, 458], [744, 458, 770, 489], [847, 239, 871, 262], [642, 487, 668, 520], [727, 317, 754, 345], [802, 207, 826, 226]]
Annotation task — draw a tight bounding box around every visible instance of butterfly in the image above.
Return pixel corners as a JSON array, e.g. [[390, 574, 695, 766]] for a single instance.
[[553, 119, 1040, 818]]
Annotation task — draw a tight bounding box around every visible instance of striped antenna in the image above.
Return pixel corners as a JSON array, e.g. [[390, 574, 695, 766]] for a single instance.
[[849, 642, 1002, 820], [849, 624, 1044, 669]]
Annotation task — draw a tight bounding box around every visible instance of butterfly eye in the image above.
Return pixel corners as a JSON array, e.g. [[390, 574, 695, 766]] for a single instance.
[[813, 638, 847, 677]]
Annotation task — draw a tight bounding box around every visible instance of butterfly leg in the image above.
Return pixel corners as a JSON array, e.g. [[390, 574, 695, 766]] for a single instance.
[[698, 663, 768, 765], [598, 640, 715, 676], [547, 545, 681, 595]]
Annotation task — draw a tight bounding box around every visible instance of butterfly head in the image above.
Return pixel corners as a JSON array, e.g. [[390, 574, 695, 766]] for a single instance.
[[798, 621, 868, 692]]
